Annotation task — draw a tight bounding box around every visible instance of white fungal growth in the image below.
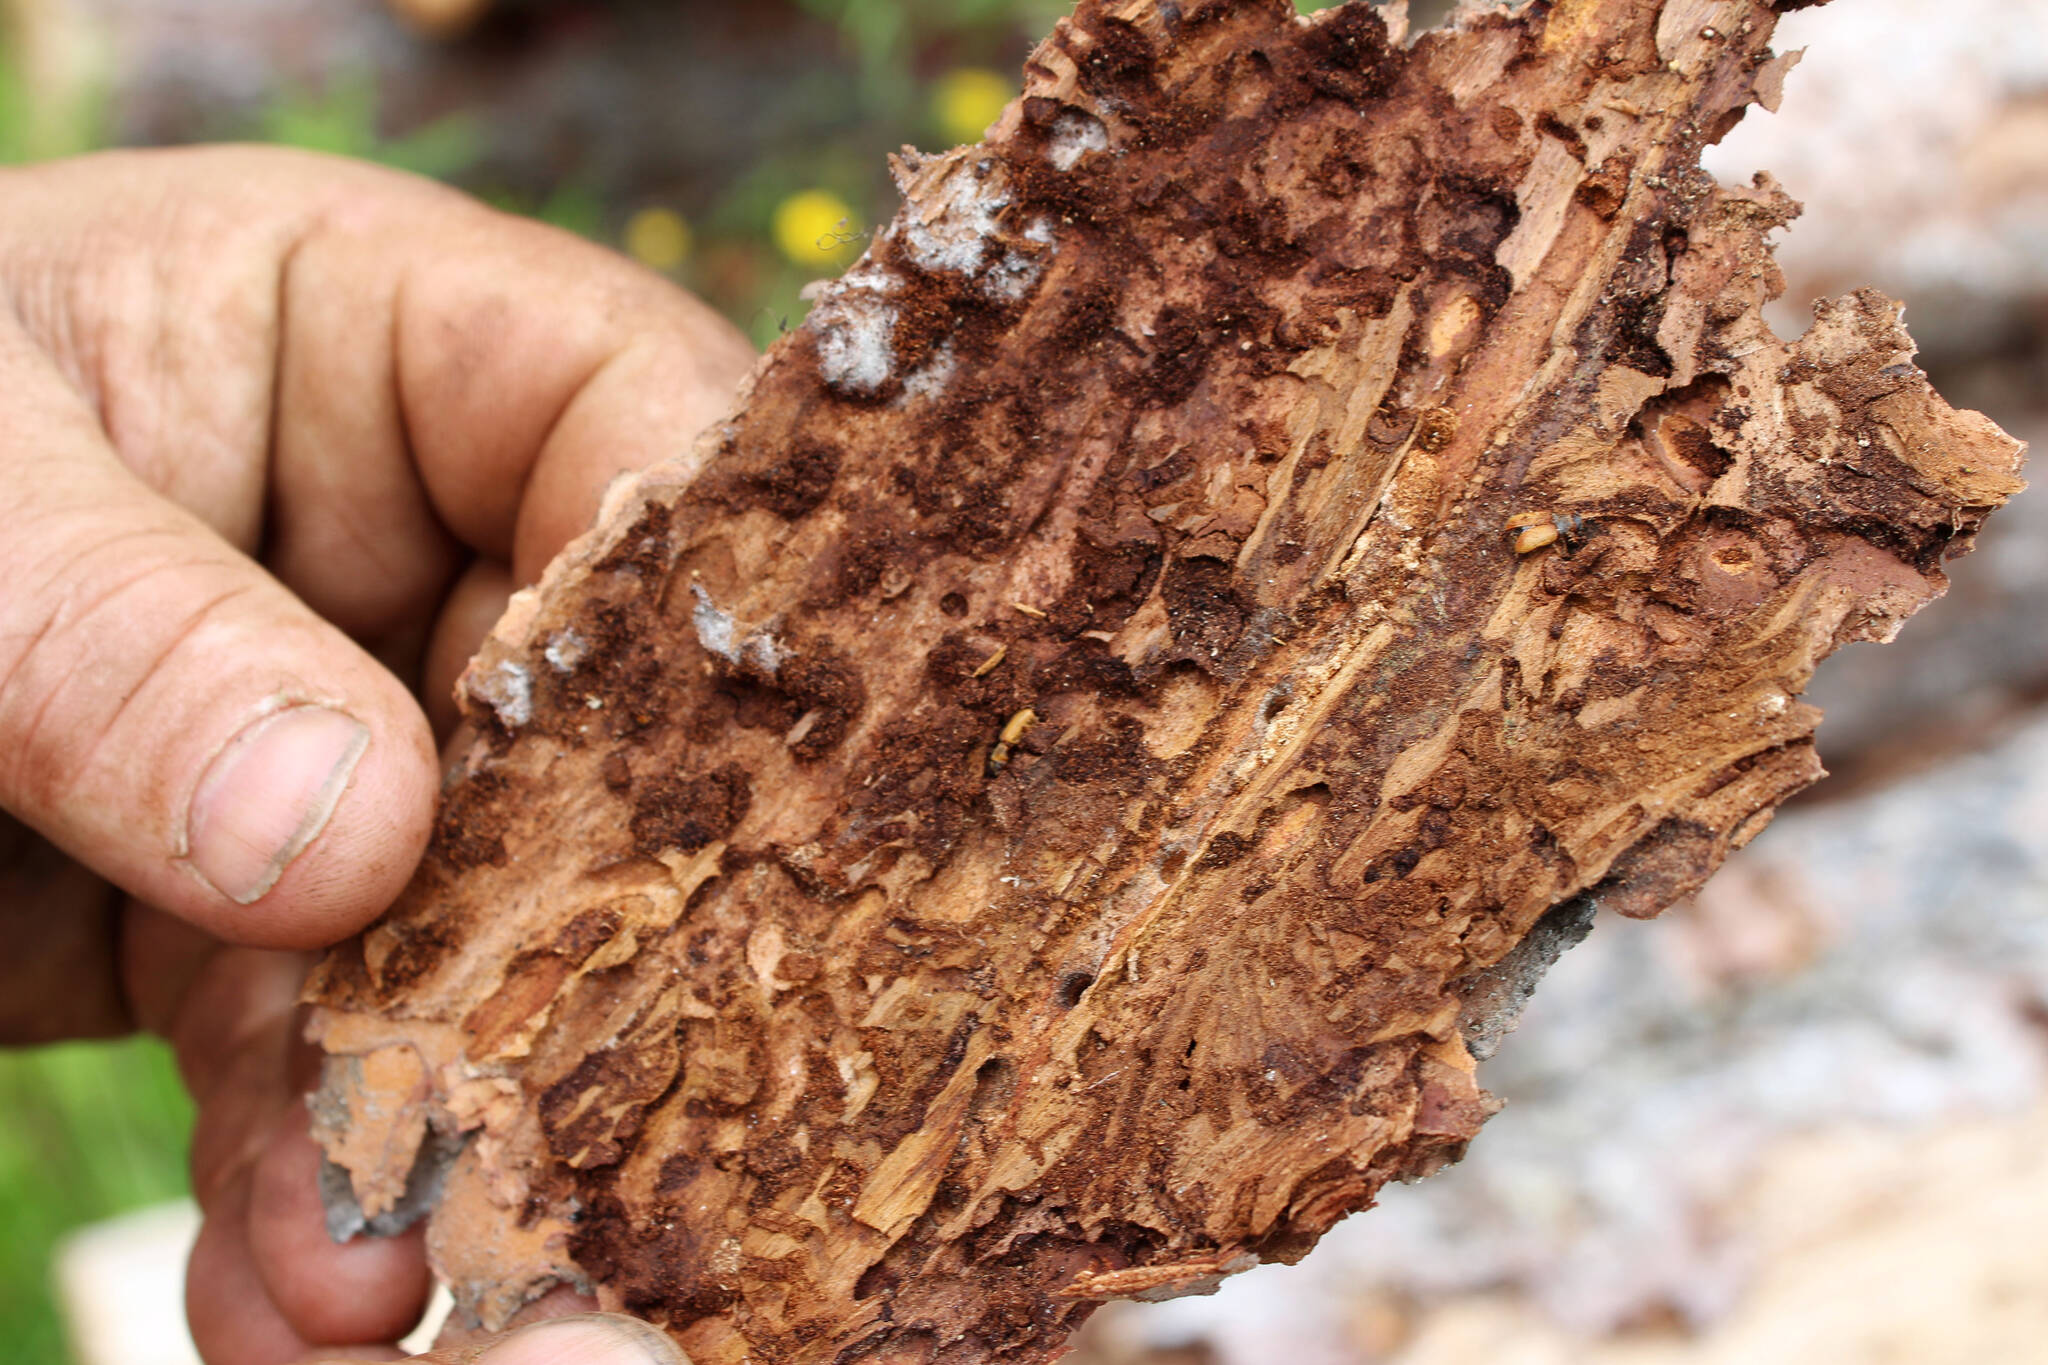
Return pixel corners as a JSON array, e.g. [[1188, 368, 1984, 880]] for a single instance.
[[902, 166, 1009, 277], [984, 248, 1046, 301], [838, 259, 901, 295], [691, 583, 783, 677], [543, 630, 588, 674], [807, 259, 904, 397], [813, 161, 1046, 392], [1048, 112, 1109, 171], [814, 292, 899, 397], [744, 632, 785, 676], [691, 583, 741, 665], [902, 342, 958, 403], [980, 217, 1059, 301], [476, 661, 533, 729]]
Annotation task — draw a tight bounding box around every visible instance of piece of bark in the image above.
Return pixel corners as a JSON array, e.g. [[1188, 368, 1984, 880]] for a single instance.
[[304, 2, 2026, 1362]]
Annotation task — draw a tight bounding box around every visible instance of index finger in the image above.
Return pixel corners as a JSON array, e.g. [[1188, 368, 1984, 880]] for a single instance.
[[263, 150, 757, 612], [5, 147, 755, 641]]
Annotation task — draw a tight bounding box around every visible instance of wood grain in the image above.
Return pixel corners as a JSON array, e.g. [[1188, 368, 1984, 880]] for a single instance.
[[305, 2, 2026, 1361]]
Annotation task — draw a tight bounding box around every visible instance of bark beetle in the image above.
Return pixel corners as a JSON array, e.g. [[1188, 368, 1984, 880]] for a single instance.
[[305, 2, 2027, 1362]]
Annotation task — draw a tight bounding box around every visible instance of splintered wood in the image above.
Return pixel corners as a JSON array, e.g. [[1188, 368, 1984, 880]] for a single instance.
[[304, 2, 2026, 1361]]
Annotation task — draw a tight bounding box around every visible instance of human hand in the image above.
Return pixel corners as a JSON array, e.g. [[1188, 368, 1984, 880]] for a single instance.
[[0, 146, 752, 1361]]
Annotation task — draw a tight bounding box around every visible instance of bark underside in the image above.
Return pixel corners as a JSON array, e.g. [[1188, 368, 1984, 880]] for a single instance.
[[304, 2, 2026, 1362]]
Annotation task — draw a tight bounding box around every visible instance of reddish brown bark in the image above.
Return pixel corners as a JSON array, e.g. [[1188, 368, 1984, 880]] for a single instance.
[[305, 2, 2025, 1362]]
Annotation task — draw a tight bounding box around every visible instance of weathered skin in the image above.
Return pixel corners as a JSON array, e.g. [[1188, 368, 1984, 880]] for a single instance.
[[304, 2, 2026, 1362]]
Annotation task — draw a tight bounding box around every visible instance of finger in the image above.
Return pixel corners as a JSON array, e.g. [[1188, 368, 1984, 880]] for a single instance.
[[249, 1105, 432, 1346], [178, 947, 414, 1365], [121, 900, 223, 1036], [189, 1173, 323, 1365], [494, 331, 747, 584], [2, 146, 751, 677], [434, 1284, 599, 1347], [0, 812, 125, 1040], [421, 560, 514, 742], [0, 323, 439, 949], [352, 1315, 685, 1365], [250, 148, 753, 607], [172, 947, 305, 1208]]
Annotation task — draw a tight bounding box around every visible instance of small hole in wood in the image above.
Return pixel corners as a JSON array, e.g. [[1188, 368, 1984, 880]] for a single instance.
[[1713, 545, 1754, 571]]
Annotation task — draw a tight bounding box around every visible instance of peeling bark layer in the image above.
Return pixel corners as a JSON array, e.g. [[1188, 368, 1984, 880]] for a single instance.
[[305, 2, 2026, 1362]]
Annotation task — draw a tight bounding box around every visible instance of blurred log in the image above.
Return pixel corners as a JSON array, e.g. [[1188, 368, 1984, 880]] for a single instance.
[[304, 2, 2025, 1363], [1703, 0, 2048, 359]]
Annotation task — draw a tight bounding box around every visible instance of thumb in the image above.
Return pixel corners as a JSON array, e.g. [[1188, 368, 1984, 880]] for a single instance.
[[324, 1315, 688, 1365], [0, 325, 438, 950]]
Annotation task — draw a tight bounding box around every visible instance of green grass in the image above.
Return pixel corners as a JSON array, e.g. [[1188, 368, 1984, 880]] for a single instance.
[[256, 70, 484, 181], [0, 1038, 196, 1365]]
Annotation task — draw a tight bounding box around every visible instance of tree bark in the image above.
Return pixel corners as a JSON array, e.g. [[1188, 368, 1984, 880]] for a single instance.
[[305, 2, 2026, 1362]]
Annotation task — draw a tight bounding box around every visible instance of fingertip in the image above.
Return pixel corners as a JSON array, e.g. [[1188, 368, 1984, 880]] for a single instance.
[[250, 1106, 433, 1346], [507, 324, 751, 585], [421, 561, 515, 743], [203, 678, 440, 951], [185, 705, 372, 907], [494, 1285, 603, 1333], [189, 1176, 319, 1365], [0, 437, 443, 953], [429, 1316, 685, 1365]]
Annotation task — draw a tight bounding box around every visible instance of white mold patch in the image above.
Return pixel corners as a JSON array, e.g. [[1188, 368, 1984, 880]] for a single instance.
[[985, 247, 1048, 301], [901, 342, 958, 403], [692, 583, 783, 678], [839, 259, 901, 295], [475, 661, 534, 729], [691, 583, 741, 665], [814, 159, 1050, 395], [1048, 112, 1109, 171], [981, 217, 1060, 300], [543, 630, 588, 674], [902, 164, 1011, 278], [807, 257, 906, 397], [744, 633, 785, 676], [813, 291, 899, 397]]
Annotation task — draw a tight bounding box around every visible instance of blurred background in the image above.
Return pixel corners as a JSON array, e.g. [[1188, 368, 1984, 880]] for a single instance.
[[0, 0, 2042, 1363]]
